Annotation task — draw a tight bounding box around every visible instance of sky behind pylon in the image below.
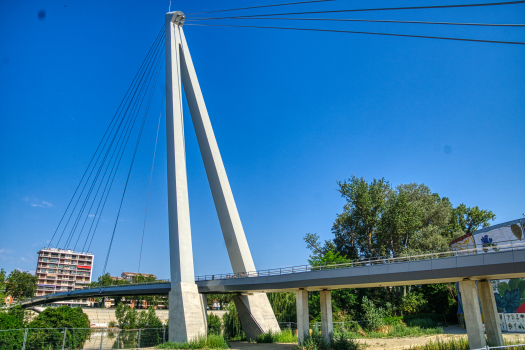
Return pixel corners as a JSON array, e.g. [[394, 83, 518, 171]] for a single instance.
[[0, 0, 524, 280]]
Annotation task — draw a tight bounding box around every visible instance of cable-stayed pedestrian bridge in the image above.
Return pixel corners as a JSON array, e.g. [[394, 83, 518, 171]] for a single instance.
[[22, 241, 525, 305]]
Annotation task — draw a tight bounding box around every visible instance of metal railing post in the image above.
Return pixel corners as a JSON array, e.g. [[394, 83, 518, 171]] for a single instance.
[[138, 328, 141, 348], [62, 327, 67, 350], [99, 328, 104, 350], [22, 328, 28, 350], [117, 329, 120, 349], [163, 326, 166, 344]]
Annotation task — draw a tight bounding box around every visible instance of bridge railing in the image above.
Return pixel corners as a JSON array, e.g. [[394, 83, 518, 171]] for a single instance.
[[194, 239, 525, 281]]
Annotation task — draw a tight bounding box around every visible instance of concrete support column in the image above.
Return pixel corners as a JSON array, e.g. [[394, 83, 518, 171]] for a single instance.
[[478, 280, 503, 347], [320, 290, 333, 345], [296, 290, 309, 344], [165, 13, 206, 342], [459, 280, 486, 349]]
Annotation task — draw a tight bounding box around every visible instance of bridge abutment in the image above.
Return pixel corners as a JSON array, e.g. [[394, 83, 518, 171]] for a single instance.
[[478, 280, 504, 347], [459, 279, 486, 349], [296, 289, 309, 344], [320, 290, 333, 344]]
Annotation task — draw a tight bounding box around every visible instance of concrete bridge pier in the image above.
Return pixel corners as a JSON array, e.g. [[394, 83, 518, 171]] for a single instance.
[[459, 279, 486, 349], [320, 290, 333, 344], [478, 280, 504, 347], [296, 289, 309, 344]]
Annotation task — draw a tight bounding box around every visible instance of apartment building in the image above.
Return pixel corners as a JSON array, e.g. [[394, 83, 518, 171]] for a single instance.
[[35, 247, 94, 306]]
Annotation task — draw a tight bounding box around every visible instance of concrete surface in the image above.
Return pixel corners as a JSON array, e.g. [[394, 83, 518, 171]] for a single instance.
[[479, 280, 504, 346], [459, 279, 486, 349]]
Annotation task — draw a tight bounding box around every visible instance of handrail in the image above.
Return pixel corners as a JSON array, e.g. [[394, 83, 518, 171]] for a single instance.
[[21, 239, 525, 306], [194, 239, 525, 282]]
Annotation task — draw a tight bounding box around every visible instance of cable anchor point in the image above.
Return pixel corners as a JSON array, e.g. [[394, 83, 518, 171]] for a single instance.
[[171, 11, 185, 26]]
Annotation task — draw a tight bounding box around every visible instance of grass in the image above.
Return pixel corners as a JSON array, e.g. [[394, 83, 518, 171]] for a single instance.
[[155, 334, 229, 349], [256, 329, 298, 343], [408, 337, 525, 350], [334, 324, 443, 339]]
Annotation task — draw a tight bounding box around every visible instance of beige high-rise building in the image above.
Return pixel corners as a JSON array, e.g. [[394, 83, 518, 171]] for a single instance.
[[35, 247, 94, 306]]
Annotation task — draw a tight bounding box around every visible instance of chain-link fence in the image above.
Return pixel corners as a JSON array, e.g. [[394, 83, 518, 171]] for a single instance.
[[0, 327, 169, 350]]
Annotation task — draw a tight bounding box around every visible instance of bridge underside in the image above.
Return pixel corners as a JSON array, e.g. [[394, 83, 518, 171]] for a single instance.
[[21, 249, 525, 308]]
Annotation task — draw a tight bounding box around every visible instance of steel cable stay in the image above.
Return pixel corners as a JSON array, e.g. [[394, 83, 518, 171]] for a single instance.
[[82, 35, 166, 253], [186, 23, 525, 45], [138, 89, 165, 274], [185, 0, 335, 16], [66, 31, 166, 249], [58, 30, 165, 250], [184, 0, 525, 19], [52, 27, 165, 249], [84, 37, 166, 252], [186, 16, 525, 27], [48, 27, 164, 248], [101, 47, 165, 277], [66, 34, 166, 250]]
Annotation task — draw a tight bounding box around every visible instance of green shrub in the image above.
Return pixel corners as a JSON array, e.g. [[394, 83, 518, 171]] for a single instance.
[[256, 329, 297, 343], [406, 318, 437, 329], [361, 296, 386, 331], [383, 316, 403, 325], [207, 313, 222, 335], [222, 303, 245, 341], [26, 306, 91, 349], [331, 333, 359, 350], [299, 331, 329, 350], [403, 314, 445, 326]]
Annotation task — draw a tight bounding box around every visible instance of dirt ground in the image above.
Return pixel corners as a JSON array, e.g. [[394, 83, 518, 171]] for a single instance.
[[228, 327, 525, 350]]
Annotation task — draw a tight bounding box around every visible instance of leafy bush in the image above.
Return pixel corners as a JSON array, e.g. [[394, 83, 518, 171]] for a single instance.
[[331, 333, 359, 350], [155, 334, 228, 349], [256, 329, 297, 343], [403, 314, 445, 326], [26, 306, 91, 349], [406, 318, 437, 329], [383, 316, 403, 325], [222, 302, 245, 341], [298, 331, 328, 350], [207, 313, 221, 335], [361, 296, 386, 331], [401, 292, 427, 315]]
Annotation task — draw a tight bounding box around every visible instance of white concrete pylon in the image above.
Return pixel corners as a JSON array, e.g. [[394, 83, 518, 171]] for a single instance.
[[165, 11, 206, 342], [164, 11, 279, 341]]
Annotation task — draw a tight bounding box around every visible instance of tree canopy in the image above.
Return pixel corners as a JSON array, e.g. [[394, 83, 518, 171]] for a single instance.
[[5, 269, 37, 302], [307, 176, 496, 261]]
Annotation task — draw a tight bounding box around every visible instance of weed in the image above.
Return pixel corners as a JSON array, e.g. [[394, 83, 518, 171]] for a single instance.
[[256, 329, 297, 343], [155, 334, 228, 349]]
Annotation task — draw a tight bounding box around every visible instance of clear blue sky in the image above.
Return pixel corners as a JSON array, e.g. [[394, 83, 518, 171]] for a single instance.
[[0, 0, 524, 280]]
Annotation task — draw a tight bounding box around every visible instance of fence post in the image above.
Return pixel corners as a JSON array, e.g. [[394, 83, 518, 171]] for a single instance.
[[62, 327, 67, 350], [342, 321, 345, 333], [22, 328, 28, 350], [138, 328, 141, 348], [117, 329, 120, 349], [99, 328, 104, 350], [163, 326, 166, 344]]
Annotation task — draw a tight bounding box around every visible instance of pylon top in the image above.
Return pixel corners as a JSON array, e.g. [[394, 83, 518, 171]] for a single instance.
[[170, 11, 185, 26]]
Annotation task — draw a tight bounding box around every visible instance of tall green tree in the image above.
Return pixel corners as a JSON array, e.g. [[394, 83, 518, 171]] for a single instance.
[[448, 203, 496, 236], [5, 269, 37, 301], [0, 268, 6, 305], [336, 176, 391, 258]]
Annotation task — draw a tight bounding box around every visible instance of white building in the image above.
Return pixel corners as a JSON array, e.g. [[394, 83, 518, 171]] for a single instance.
[[35, 247, 94, 307]]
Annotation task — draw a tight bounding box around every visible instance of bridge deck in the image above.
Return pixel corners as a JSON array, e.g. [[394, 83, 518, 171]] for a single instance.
[[21, 248, 525, 308]]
